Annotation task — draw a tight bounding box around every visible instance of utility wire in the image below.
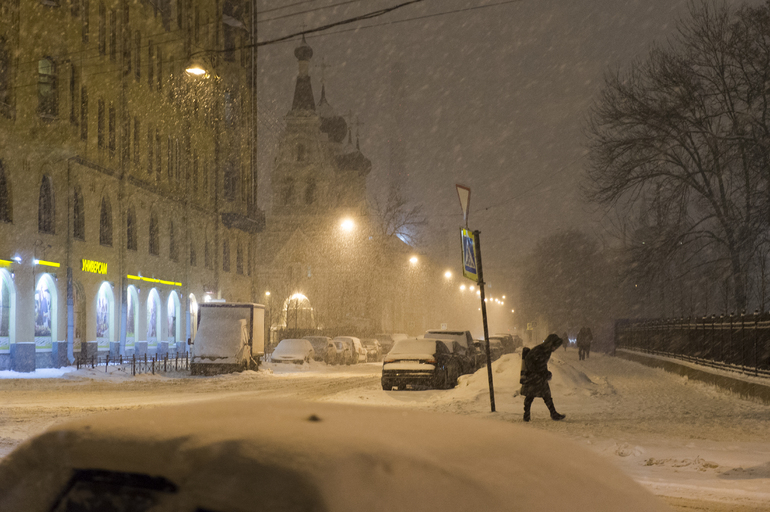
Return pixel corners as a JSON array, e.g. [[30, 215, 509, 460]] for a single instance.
[[257, 0, 319, 16], [258, 0, 366, 24]]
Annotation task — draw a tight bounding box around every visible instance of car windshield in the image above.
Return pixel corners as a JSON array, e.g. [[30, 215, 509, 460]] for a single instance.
[[389, 340, 436, 356]]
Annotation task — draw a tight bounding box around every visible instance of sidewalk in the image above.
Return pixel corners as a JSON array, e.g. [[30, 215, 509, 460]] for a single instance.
[[616, 349, 770, 404]]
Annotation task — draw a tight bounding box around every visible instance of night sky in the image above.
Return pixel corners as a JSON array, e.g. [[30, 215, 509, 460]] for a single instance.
[[255, 0, 736, 290]]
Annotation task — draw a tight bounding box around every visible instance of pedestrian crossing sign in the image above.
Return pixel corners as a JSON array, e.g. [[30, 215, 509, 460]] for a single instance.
[[461, 228, 479, 282]]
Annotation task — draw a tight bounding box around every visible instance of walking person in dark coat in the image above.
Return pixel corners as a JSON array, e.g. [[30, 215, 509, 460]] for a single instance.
[[520, 334, 566, 422], [562, 332, 569, 351]]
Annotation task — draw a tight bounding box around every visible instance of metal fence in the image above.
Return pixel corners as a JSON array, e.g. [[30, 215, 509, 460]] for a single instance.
[[615, 314, 770, 379], [75, 353, 190, 376]]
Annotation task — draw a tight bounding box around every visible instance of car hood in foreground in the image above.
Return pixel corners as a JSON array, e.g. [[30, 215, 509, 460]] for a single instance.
[[0, 399, 669, 512]]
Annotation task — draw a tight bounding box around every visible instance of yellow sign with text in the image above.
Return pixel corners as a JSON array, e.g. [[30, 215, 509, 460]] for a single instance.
[[81, 259, 108, 275]]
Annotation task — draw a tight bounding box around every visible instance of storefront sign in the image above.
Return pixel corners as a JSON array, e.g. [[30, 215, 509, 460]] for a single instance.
[[127, 274, 182, 286], [34, 259, 60, 268], [82, 259, 108, 275]]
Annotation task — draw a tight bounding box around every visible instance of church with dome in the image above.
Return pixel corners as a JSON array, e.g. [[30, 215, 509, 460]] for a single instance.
[[256, 36, 383, 341]]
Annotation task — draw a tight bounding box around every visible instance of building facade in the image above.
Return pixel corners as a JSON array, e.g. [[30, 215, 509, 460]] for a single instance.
[[0, 0, 262, 370]]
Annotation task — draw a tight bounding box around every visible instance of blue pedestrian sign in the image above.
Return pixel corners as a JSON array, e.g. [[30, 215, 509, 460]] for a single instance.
[[461, 228, 478, 282]]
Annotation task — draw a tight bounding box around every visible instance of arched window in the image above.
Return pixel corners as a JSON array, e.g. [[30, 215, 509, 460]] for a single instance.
[[0, 160, 11, 223], [281, 178, 294, 206], [0, 38, 10, 116], [305, 178, 316, 205], [38, 176, 55, 234], [236, 243, 243, 275], [126, 205, 137, 250], [169, 220, 177, 261], [99, 196, 112, 246], [149, 211, 159, 255], [38, 57, 57, 119], [73, 186, 84, 240], [222, 238, 230, 272]]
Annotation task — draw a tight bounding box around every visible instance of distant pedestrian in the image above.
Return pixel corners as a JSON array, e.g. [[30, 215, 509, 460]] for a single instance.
[[562, 332, 569, 351], [577, 327, 593, 360], [520, 334, 566, 422]]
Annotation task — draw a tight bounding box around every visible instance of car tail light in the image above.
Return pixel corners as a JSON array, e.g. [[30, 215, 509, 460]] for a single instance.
[[384, 358, 396, 364], [424, 358, 437, 365]]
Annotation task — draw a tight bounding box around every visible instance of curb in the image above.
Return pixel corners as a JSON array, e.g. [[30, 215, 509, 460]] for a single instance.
[[616, 349, 770, 404]]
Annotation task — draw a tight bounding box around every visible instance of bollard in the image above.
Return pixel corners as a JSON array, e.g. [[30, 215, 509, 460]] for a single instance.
[[132, 354, 136, 376], [152, 357, 155, 375], [106, 353, 109, 373], [164, 354, 167, 372]]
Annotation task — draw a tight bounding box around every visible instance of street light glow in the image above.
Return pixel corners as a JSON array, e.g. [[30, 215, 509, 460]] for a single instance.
[[265, 291, 271, 296], [340, 218, 355, 232], [460, 284, 466, 291], [476, 290, 481, 295], [470, 285, 475, 291], [409, 256, 418, 264], [185, 65, 207, 76], [444, 271, 452, 278], [502, 295, 506, 299]]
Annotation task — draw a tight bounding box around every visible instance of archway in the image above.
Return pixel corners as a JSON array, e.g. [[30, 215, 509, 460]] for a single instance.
[[147, 288, 161, 349], [0, 269, 16, 353], [279, 293, 316, 331], [34, 273, 57, 350], [125, 285, 139, 353], [96, 282, 115, 350], [188, 293, 198, 343], [167, 291, 180, 343]]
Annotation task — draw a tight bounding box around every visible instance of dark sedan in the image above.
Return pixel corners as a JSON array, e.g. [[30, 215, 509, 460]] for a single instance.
[[381, 338, 462, 391]]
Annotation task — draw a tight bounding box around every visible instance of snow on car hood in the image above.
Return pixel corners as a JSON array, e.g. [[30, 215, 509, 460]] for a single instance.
[[0, 399, 669, 512]]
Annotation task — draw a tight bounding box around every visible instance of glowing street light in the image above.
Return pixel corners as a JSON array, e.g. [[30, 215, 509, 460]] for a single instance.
[[476, 290, 481, 295], [265, 291, 271, 297], [502, 295, 506, 299], [409, 256, 418, 265], [470, 285, 475, 291], [444, 270, 452, 279], [460, 284, 466, 291], [340, 218, 355, 232]]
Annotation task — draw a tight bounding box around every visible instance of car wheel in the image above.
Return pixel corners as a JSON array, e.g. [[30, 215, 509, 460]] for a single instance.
[[397, 384, 406, 391], [434, 368, 448, 390], [382, 381, 392, 391]]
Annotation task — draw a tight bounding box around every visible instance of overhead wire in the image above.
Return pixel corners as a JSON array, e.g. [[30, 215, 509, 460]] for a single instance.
[[257, 0, 367, 24]]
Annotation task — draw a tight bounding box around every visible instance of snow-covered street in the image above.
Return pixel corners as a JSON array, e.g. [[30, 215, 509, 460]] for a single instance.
[[1, 349, 768, 511]]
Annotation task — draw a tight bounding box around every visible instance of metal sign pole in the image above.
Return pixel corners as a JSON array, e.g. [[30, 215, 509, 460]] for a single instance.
[[474, 230, 495, 412]]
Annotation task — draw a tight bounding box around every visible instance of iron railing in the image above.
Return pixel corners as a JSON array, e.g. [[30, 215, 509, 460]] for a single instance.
[[75, 353, 190, 376], [615, 314, 770, 379]]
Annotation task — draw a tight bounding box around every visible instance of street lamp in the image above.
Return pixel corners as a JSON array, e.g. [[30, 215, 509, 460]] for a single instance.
[[185, 54, 214, 77], [460, 284, 466, 291], [340, 218, 355, 232], [444, 270, 452, 279], [409, 256, 418, 265]]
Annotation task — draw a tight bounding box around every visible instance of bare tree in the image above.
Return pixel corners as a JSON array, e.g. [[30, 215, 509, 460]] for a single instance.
[[585, 1, 770, 311], [369, 183, 427, 247]]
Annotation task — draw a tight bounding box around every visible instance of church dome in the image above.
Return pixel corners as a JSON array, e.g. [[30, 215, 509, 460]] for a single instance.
[[294, 36, 313, 61], [317, 84, 348, 143]]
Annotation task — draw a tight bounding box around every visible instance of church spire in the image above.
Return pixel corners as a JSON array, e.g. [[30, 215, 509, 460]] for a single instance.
[[291, 35, 315, 112]]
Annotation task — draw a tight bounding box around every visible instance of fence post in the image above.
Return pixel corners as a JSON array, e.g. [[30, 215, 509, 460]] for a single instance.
[[741, 311, 746, 373], [727, 313, 733, 365], [132, 354, 136, 376], [152, 357, 155, 375], [106, 353, 109, 373], [164, 354, 167, 372], [186, 351, 189, 370], [755, 310, 760, 377]]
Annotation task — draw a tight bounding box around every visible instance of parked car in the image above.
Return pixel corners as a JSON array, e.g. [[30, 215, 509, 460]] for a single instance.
[[334, 336, 366, 364], [271, 338, 315, 364], [331, 340, 351, 365], [362, 338, 383, 362], [493, 333, 522, 353], [374, 333, 409, 355], [382, 338, 462, 391], [475, 338, 504, 362], [424, 330, 479, 374], [304, 336, 336, 364]]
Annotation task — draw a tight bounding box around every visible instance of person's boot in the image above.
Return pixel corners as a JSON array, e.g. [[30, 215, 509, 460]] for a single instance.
[[544, 398, 565, 421], [523, 397, 533, 422]]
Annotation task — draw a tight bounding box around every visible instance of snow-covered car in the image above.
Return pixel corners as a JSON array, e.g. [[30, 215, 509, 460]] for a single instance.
[[492, 333, 521, 354], [374, 332, 408, 354], [271, 338, 315, 364], [424, 330, 478, 374], [331, 340, 351, 365], [475, 338, 504, 362], [334, 336, 366, 364], [382, 338, 462, 390], [362, 338, 382, 362], [304, 336, 336, 364], [0, 399, 668, 512]]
